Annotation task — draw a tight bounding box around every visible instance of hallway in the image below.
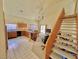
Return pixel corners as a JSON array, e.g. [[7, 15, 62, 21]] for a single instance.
[[7, 36, 43, 59]]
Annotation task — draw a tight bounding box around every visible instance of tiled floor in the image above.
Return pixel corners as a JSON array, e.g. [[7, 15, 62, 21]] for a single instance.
[[7, 36, 43, 59]]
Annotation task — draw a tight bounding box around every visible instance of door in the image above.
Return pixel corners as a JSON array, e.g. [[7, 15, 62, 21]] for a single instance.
[[0, 0, 7, 59]]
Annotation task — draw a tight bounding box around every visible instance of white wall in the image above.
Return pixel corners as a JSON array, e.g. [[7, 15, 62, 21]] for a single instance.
[[5, 14, 38, 30], [40, 0, 75, 29], [4, 0, 75, 29], [5, 14, 36, 24], [0, 0, 7, 59], [3, 0, 43, 20]]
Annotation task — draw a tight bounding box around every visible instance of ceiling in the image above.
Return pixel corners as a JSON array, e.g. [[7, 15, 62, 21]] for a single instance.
[[3, 0, 75, 20]]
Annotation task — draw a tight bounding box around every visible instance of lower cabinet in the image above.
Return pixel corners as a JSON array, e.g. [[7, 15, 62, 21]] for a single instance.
[[8, 32, 17, 39]]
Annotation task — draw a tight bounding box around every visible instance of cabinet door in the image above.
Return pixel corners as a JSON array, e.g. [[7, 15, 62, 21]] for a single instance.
[[21, 31, 30, 38], [31, 33, 38, 41], [8, 32, 17, 39]]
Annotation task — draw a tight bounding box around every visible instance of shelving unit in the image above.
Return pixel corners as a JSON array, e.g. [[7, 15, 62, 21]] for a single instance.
[[44, 8, 78, 59]]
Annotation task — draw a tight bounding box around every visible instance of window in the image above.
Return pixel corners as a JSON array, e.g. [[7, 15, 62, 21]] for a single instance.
[[6, 24, 17, 32], [29, 24, 38, 32], [40, 25, 46, 34]]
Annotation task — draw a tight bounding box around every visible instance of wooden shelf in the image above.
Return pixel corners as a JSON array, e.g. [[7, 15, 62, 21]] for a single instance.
[[62, 18, 76, 21], [56, 38, 76, 48], [52, 47, 76, 59], [61, 25, 76, 28], [59, 30, 76, 34], [57, 35, 76, 41], [54, 43, 77, 54], [60, 27, 76, 31], [62, 22, 76, 25], [50, 52, 62, 59], [57, 33, 76, 40], [62, 15, 76, 19]]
